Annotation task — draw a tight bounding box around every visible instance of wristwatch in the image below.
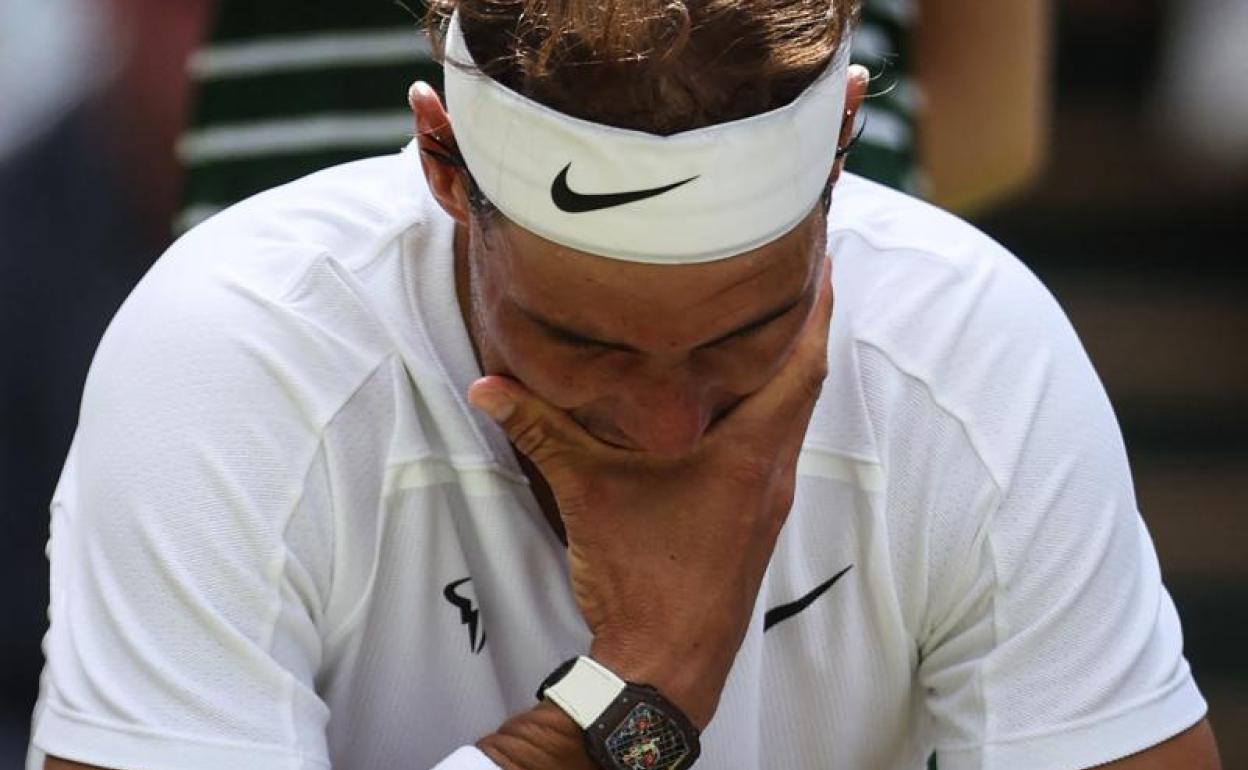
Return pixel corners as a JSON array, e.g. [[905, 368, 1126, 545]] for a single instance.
[[537, 656, 702, 770]]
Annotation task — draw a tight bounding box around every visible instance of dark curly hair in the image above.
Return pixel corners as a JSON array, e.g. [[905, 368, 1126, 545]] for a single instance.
[[424, 0, 860, 136]]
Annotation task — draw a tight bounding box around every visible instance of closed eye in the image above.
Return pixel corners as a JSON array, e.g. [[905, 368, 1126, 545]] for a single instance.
[[700, 312, 785, 348], [537, 319, 635, 352], [547, 325, 619, 350], [516, 294, 804, 353]]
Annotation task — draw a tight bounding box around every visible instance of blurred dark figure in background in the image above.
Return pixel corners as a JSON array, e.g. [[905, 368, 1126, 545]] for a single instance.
[[1152, 0, 1248, 181], [1, 0, 128, 755], [0, 0, 209, 759]]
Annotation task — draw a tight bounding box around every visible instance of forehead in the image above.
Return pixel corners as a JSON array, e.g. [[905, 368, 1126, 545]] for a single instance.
[[490, 210, 821, 325]]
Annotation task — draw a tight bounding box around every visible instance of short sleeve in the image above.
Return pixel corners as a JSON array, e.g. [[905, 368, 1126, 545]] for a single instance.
[[859, 244, 1207, 770], [28, 246, 370, 770]]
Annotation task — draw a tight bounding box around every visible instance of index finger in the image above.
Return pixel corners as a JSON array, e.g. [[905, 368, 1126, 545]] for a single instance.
[[467, 375, 634, 470]]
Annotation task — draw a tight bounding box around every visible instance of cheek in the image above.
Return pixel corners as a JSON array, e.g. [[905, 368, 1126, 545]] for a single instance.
[[703, 321, 805, 396], [480, 308, 612, 409], [698, 343, 787, 404]]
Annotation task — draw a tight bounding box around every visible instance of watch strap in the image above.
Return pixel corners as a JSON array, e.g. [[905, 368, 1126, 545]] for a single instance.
[[539, 656, 626, 730]]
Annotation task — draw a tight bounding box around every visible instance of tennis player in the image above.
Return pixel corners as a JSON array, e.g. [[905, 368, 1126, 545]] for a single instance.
[[31, 1, 1220, 768]]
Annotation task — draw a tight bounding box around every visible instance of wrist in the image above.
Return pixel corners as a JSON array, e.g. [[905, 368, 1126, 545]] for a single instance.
[[539, 654, 705, 770], [477, 702, 598, 770], [588, 639, 726, 730]]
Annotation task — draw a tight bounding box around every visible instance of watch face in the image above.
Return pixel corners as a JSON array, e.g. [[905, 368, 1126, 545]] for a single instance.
[[605, 701, 693, 770]]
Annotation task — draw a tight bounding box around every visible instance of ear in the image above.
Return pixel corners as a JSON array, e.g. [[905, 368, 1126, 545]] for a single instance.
[[828, 64, 871, 187], [409, 80, 474, 226]]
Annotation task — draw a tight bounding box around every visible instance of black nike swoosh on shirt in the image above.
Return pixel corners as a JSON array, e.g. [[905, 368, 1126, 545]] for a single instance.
[[763, 564, 854, 632], [549, 163, 699, 213]]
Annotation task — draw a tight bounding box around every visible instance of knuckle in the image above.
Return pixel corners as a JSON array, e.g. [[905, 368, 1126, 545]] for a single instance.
[[757, 478, 798, 541], [773, 478, 797, 516], [800, 359, 828, 400], [811, 353, 829, 382], [509, 412, 557, 463], [723, 452, 777, 490], [551, 475, 591, 517]]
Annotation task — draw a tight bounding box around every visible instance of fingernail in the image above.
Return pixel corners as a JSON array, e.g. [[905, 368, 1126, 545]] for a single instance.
[[409, 81, 432, 115], [469, 389, 515, 423]]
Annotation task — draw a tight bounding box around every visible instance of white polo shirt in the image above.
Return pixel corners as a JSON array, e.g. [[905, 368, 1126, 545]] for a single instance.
[[29, 144, 1205, 770]]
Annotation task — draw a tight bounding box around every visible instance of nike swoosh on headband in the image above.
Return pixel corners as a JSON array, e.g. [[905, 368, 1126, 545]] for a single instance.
[[550, 163, 699, 213]]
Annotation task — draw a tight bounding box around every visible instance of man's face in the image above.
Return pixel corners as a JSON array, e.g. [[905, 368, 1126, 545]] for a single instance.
[[463, 207, 827, 458]]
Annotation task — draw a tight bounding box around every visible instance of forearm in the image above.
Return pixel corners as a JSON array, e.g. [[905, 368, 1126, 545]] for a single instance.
[[1096, 719, 1221, 769], [477, 702, 598, 770]]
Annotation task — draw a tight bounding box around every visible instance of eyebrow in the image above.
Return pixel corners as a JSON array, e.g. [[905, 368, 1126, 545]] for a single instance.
[[515, 295, 805, 353]]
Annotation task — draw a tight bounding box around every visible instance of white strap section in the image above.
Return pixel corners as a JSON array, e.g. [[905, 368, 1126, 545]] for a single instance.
[[543, 656, 626, 730]]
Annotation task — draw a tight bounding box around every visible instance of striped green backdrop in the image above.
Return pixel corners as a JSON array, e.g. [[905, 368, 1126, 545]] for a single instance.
[[179, 0, 918, 231]]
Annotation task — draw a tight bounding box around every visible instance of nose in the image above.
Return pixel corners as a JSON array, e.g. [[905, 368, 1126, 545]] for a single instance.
[[613, 373, 712, 458]]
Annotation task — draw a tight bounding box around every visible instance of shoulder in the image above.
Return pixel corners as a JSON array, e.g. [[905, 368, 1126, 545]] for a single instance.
[[821, 182, 1208, 770], [828, 173, 1059, 355], [96, 145, 451, 434], [820, 174, 1089, 487], [60, 147, 460, 634]]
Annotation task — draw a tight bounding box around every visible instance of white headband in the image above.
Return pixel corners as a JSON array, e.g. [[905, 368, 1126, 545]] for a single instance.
[[443, 11, 851, 264]]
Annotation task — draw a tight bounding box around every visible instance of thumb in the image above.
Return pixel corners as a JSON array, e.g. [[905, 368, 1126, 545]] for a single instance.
[[467, 376, 595, 473]]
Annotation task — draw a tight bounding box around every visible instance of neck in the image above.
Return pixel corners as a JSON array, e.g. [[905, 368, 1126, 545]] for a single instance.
[[453, 223, 481, 372]]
